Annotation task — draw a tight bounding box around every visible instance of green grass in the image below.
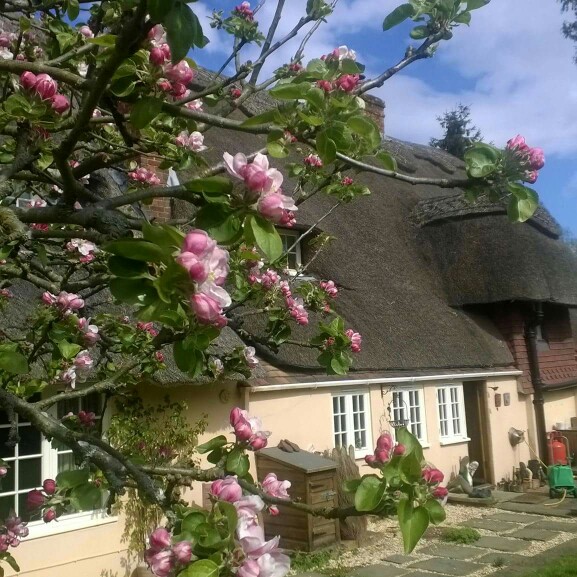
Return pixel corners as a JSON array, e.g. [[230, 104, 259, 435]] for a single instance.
[[516, 556, 577, 577], [290, 549, 335, 574], [441, 527, 481, 545]]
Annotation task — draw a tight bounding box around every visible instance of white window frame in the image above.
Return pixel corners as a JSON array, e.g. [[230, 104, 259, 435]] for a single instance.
[[435, 383, 469, 445], [278, 229, 302, 276], [390, 387, 428, 445], [331, 391, 373, 459], [0, 395, 115, 540]]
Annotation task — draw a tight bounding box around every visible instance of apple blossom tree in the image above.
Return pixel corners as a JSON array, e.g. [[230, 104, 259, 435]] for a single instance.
[[0, 0, 547, 575]]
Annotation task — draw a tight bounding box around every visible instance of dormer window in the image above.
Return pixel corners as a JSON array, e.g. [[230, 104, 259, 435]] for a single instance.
[[278, 230, 302, 275], [537, 323, 550, 352]]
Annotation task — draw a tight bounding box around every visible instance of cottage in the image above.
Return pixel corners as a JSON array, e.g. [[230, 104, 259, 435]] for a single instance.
[[5, 94, 577, 576]]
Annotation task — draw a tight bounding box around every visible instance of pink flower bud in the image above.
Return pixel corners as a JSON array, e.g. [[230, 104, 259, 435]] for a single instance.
[[0, 466, 7, 477], [149, 527, 172, 551], [146, 549, 174, 577], [529, 147, 545, 171], [364, 454, 377, 467], [51, 94, 70, 114], [150, 47, 168, 66], [210, 477, 243, 503], [191, 293, 227, 327], [43, 479, 57, 495], [43, 508, 57, 523], [79, 25, 94, 38], [183, 229, 213, 255], [334, 74, 360, 92], [374, 448, 389, 464], [432, 486, 448, 499], [172, 541, 192, 564], [20, 71, 37, 91], [164, 60, 194, 85], [422, 466, 444, 484], [238, 560, 260, 577], [317, 80, 333, 93], [249, 432, 268, 451], [376, 432, 393, 451], [34, 74, 58, 100], [26, 489, 45, 510], [393, 443, 405, 456]]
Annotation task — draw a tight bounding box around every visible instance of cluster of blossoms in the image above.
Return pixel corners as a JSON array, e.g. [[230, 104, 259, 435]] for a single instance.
[[175, 130, 207, 152], [26, 479, 59, 523], [144, 528, 193, 577], [506, 135, 545, 184], [345, 329, 362, 353], [42, 290, 84, 313], [128, 166, 162, 187], [147, 25, 198, 103], [364, 431, 405, 467], [233, 2, 255, 21], [177, 230, 231, 327], [63, 409, 97, 428], [320, 280, 338, 299], [322, 45, 358, 62], [77, 317, 100, 345], [423, 466, 448, 500], [19, 72, 70, 114], [304, 154, 323, 168], [230, 407, 270, 451], [66, 238, 98, 263], [261, 473, 291, 516], [0, 513, 28, 551], [0, 31, 17, 60], [224, 153, 297, 227], [59, 349, 94, 389], [137, 321, 159, 337]]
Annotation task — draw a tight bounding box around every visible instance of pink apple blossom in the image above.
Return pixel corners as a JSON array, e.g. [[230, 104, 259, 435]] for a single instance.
[[59, 366, 77, 388], [164, 60, 194, 85], [145, 549, 174, 577], [74, 350, 94, 376], [257, 192, 298, 225], [191, 293, 228, 327], [223, 152, 284, 197], [230, 407, 271, 449], [393, 443, 406, 456], [128, 167, 162, 186], [78, 410, 97, 427], [432, 486, 448, 499], [20, 71, 37, 91], [422, 466, 444, 484], [0, 466, 7, 476], [506, 135, 529, 153], [334, 74, 360, 92], [317, 79, 333, 92], [262, 473, 291, 500], [320, 280, 338, 298], [51, 94, 70, 114], [304, 154, 323, 168], [26, 489, 45, 510], [244, 346, 259, 368], [210, 476, 243, 502], [529, 147, 545, 170], [234, 2, 254, 20], [346, 329, 362, 353], [34, 74, 58, 100], [79, 25, 94, 38], [177, 230, 229, 286], [175, 130, 207, 152], [56, 291, 84, 312], [172, 541, 192, 565], [149, 527, 172, 551]]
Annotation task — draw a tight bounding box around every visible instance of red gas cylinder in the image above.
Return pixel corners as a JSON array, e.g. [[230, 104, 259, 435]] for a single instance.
[[548, 432, 568, 465]]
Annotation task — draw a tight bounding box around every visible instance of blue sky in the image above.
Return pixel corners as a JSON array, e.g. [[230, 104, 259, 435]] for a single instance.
[[189, 0, 577, 236]]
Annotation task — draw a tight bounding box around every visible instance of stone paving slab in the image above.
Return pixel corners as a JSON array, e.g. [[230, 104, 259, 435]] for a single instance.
[[484, 513, 542, 524], [402, 573, 442, 577], [408, 558, 483, 576], [461, 518, 520, 533], [528, 520, 577, 533], [470, 536, 530, 552], [498, 501, 577, 518], [351, 564, 407, 577], [475, 553, 525, 567], [383, 555, 418, 565], [416, 544, 483, 560], [508, 528, 560, 542]]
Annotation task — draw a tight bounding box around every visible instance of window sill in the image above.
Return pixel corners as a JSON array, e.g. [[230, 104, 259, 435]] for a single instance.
[[439, 437, 471, 447], [24, 509, 117, 540]]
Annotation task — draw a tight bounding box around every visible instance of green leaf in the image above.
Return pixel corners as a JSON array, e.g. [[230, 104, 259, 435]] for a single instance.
[[354, 475, 385, 511], [400, 452, 422, 483], [343, 478, 362, 493], [376, 151, 398, 171], [56, 468, 89, 489], [195, 205, 241, 244], [383, 3, 416, 30], [424, 499, 447, 525], [507, 183, 539, 223], [173, 340, 204, 377], [395, 427, 424, 462], [267, 140, 289, 159], [241, 109, 281, 127], [57, 340, 82, 360], [165, 2, 202, 62], [149, 0, 175, 21], [467, 0, 491, 10], [67, 0, 80, 20], [464, 143, 501, 178], [245, 215, 283, 262], [316, 131, 337, 164], [454, 11, 472, 24], [196, 435, 228, 454], [0, 347, 28, 375], [87, 34, 117, 47], [3, 553, 19, 573], [179, 559, 219, 577], [182, 511, 207, 534], [185, 177, 233, 195], [226, 447, 250, 477], [104, 239, 166, 262], [217, 501, 239, 534], [142, 223, 185, 251], [269, 82, 312, 100], [130, 97, 164, 129], [397, 499, 429, 553], [110, 278, 156, 305], [71, 483, 102, 511], [108, 256, 151, 279], [410, 25, 429, 39]]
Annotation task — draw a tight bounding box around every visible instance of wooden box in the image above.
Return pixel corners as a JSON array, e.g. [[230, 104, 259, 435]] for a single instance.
[[256, 448, 340, 552]]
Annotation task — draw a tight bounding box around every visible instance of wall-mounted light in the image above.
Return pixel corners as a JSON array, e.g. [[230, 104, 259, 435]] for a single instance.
[[494, 393, 502, 408]]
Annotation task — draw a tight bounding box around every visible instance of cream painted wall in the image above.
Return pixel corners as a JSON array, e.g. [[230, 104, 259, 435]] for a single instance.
[[543, 389, 577, 431], [483, 377, 531, 482]]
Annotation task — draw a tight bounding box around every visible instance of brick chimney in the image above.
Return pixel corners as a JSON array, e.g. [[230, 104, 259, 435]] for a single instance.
[[362, 94, 386, 137], [140, 155, 173, 222]]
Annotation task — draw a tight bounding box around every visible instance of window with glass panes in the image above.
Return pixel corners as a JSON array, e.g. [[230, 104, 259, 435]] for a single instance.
[[391, 388, 427, 442], [0, 393, 103, 523], [332, 392, 371, 458], [278, 230, 301, 273], [436, 384, 467, 441]]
